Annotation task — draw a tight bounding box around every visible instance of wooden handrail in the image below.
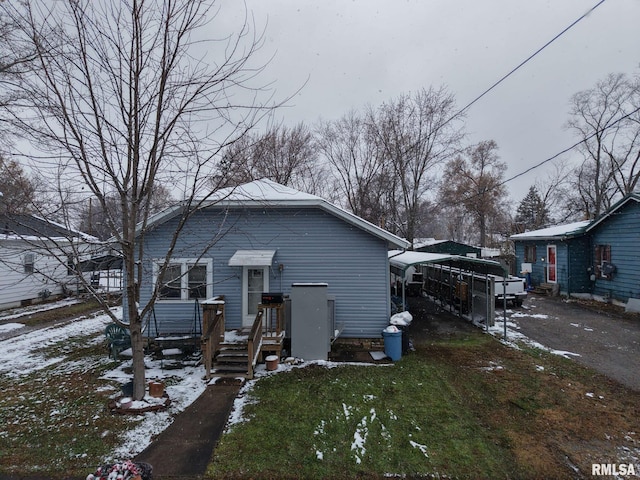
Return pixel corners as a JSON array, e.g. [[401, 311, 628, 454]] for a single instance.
[[260, 303, 284, 337], [246, 309, 263, 379], [201, 295, 225, 380]]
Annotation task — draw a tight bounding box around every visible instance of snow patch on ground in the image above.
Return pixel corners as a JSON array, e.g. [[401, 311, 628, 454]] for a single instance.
[[0, 309, 119, 377], [0, 322, 24, 333], [0, 300, 208, 463], [489, 314, 581, 359]]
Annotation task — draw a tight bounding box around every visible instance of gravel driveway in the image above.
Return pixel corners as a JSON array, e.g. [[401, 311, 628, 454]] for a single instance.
[[506, 294, 640, 392]]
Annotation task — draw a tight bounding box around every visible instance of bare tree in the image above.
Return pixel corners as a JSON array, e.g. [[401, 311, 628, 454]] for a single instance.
[[370, 87, 464, 245], [215, 122, 323, 194], [566, 72, 640, 218], [440, 140, 509, 247], [530, 159, 574, 224], [316, 110, 393, 226], [1, 0, 280, 400], [78, 184, 175, 240]]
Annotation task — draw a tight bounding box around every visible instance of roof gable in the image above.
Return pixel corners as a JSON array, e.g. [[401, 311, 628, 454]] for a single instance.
[[0, 214, 95, 241], [144, 179, 409, 249], [585, 192, 640, 232]]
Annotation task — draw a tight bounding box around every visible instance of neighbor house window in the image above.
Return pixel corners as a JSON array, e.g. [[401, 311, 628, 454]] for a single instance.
[[524, 245, 536, 263], [24, 253, 34, 274], [155, 259, 212, 301], [595, 244, 612, 279], [67, 255, 76, 276]]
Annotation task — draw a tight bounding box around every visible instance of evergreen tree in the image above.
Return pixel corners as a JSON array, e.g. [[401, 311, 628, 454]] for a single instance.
[[514, 186, 550, 232]]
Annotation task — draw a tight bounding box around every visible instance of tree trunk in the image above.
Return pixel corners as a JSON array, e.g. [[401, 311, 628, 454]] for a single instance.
[[129, 311, 146, 400]]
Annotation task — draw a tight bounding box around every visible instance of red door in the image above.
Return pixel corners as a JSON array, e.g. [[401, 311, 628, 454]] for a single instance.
[[547, 245, 557, 283]]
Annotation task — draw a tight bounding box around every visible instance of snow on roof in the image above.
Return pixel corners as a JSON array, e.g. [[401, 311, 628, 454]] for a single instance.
[[208, 178, 320, 203], [388, 250, 454, 269], [510, 220, 591, 240], [412, 238, 446, 249], [145, 179, 409, 249]]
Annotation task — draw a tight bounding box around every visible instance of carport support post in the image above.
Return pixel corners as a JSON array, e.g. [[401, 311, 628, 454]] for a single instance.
[[402, 268, 406, 312], [471, 271, 475, 327], [503, 280, 508, 340]]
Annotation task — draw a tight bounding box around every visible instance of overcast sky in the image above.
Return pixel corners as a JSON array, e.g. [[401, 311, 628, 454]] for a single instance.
[[218, 0, 639, 204]]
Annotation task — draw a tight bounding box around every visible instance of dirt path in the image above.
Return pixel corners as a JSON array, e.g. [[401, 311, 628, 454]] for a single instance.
[[512, 294, 640, 392]]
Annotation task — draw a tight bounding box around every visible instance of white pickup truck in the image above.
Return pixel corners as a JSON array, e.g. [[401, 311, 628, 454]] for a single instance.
[[490, 274, 527, 307]]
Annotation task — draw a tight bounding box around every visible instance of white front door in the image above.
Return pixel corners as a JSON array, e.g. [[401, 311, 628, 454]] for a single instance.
[[242, 266, 269, 327]]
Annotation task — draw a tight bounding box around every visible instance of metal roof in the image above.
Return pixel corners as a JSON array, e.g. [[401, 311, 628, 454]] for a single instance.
[[228, 249, 276, 266], [509, 220, 590, 241], [388, 250, 507, 276]]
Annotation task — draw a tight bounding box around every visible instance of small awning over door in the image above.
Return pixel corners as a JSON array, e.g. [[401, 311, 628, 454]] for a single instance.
[[228, 250, 276, 266]]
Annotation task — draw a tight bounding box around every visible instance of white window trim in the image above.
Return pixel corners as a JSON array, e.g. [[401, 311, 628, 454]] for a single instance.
[[153, 258, 213, 302]]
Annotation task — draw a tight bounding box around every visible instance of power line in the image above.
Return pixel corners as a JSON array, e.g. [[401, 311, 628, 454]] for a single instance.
[[453, 0, 607, 119], [499, 104, 640, 188]]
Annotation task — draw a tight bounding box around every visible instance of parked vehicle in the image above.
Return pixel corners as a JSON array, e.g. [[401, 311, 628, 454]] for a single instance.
[[490, 274, 527, 307]]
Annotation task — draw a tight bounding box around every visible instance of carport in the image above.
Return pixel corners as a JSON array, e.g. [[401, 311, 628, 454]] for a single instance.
[[388, 250, 510, 329]]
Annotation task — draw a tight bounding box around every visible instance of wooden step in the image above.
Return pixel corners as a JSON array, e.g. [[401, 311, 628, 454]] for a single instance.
[[213, 363, 251, 372], [216, 353, 248, 365], [533, 283, 555, 295]]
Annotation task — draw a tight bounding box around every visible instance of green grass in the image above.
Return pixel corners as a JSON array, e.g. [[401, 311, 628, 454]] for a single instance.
[[0, 298, 104, 328], [210, 349, 519, 479], [2, 302, 639, 479], [209, 332, 640, 479], [0, 313, 134, 478]]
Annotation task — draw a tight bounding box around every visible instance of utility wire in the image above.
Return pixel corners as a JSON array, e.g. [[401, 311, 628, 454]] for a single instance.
[[499, 104, 640, 188], [452, 0, 607, 120]]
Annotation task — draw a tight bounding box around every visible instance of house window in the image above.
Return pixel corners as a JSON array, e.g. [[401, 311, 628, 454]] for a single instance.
[[159, 264, 182, 299], [188, 264, 207, 299], [595, 244, 612, 279], [67, 255, 76, 275], [155, 259, 212, 301], [524, 245, 536, 263], [24, 253, 34, 274]]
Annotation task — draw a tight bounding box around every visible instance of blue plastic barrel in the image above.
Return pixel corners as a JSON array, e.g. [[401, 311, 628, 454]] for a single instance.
[[382, 329, 402, 361]]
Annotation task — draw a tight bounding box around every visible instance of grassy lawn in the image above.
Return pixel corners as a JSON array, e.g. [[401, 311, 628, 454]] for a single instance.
[[0, 298, 105, 328], [209, 334, 640, 479], [0, 304, 138, 478], [1, 300, 639, 479]]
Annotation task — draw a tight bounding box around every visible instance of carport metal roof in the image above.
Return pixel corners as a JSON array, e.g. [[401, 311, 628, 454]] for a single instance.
[[388, 250, 507, 277]]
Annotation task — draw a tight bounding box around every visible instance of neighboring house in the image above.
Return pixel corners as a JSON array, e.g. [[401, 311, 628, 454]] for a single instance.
[[0, 214, 97, 310], [510, 221, 591, 296], [511, 192, 640, 303], [136, 179, 409, 344], [584, 193, 640, 302], [413, 238, 482, 257]]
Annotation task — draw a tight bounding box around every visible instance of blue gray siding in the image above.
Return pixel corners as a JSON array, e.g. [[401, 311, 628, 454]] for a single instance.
[[590, 201, 640, 302], [514, 238, 591, 296], [139, 206, 391, 338], [566, 237, 592, 295]]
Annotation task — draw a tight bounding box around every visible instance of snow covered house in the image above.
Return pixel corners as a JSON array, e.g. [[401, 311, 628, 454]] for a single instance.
[[136, 179, 409, 353], [0, 214, 97, 310], [511, 192, 640, 303]]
